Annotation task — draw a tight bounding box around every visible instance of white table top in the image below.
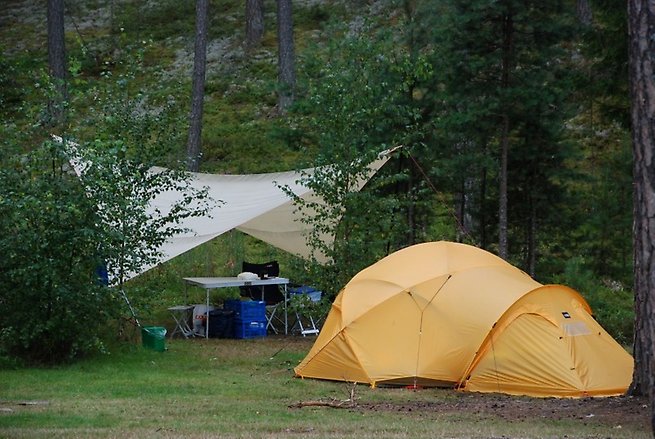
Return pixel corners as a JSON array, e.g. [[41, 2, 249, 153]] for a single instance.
[[183, 276, 290, 289], [168, 304, 195, 311]]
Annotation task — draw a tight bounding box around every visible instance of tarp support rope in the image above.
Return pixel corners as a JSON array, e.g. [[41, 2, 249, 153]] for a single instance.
[[406, 151, 474, 242]]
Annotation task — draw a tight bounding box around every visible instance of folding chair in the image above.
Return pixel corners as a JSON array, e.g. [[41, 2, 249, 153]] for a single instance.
[[240, 260, 287, 334], [168, 305, 195, 338], [289, 286, 322, 336]]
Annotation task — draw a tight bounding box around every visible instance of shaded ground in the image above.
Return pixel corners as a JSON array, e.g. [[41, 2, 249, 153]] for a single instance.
[[357, 391, 649, 431]]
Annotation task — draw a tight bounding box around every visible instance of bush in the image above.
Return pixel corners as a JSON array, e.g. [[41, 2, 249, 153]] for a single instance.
[[554, 257, 634, 346], [0, 142, 119, 364], [586, 285, 634, 347]]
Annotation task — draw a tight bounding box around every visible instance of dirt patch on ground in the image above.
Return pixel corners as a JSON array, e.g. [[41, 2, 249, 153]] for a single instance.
[[357, 391, 649, 430]]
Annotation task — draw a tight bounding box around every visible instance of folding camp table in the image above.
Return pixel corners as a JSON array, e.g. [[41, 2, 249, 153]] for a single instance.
[[183, 277, 290, 337]]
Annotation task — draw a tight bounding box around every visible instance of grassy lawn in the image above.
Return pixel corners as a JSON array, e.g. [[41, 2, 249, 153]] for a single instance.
[[0, 335, 649, 439]]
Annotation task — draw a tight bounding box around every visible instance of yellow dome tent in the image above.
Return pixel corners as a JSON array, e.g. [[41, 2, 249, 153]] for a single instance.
[[294, 241, 633, 397]]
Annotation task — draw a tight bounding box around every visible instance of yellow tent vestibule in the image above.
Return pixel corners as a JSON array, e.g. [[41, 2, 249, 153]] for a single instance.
[[294, 241, 633, 398]]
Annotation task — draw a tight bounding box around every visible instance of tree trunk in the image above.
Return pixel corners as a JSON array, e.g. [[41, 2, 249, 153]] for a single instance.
[[277, 0, 295, 112], [456, 178, 466, 242], [498, 115, 509, 259], [527, 195, 537, 277], [627, 2, 655, 434], [109, 0, 117, 53], [576, 0, 593, 26], [407, 161, 415, 244], [498, 11, 513, 260], [47, 0, 67, 127], [186, 0, 209, 172], [480, 166, 488, 248], [246, 0, 264, 50]]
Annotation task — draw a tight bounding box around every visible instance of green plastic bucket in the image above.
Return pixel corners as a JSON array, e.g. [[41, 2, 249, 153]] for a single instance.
[[141, 326, 167, 352]]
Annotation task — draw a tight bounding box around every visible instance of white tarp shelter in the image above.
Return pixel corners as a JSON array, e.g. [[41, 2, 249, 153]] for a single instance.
[[150, 152, 390, 275], [59, 135, 394, 280]]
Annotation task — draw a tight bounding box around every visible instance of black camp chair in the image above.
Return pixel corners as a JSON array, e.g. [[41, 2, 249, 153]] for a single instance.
[[240, 260, 286, 333]]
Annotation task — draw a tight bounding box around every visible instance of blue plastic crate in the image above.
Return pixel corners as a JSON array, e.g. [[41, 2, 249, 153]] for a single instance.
[[233, 318, 267, 339], [224, 300, 266, 320]]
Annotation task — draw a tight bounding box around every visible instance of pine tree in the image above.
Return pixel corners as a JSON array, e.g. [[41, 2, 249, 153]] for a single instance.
[[627, 4, 655, 432], [186, 0, 209, 172], [277, 0, 295, 112], [47, 0, 68, 127], [426, 0, 575, 269], [245, 0, 264, 50]]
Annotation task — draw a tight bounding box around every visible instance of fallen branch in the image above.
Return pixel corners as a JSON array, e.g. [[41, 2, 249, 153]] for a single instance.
[[289, 398, 357, 409], [290, 381, 359, 409], [17, 400, 49, 406]]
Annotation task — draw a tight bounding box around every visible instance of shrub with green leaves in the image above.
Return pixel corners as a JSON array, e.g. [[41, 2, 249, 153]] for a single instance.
[[286, 23, 440, 296], [0, 142, 118, 364], [554, 256, 634, 346]]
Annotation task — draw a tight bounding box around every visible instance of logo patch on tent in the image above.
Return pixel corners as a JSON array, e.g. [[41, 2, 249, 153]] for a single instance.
[[564, 322, 591, 336], [562, 311, 571, 319]]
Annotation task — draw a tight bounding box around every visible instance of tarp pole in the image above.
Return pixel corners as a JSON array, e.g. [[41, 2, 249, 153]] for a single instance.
[[120, 288, 141, 328]]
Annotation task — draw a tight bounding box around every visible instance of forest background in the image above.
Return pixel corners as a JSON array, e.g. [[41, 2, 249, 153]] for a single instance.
[[0, 0, 634, 357]]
